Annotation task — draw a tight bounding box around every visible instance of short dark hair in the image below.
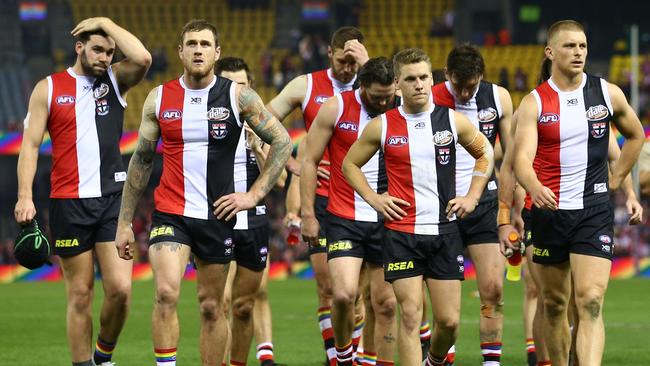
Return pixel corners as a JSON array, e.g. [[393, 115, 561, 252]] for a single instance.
[[330, 26, 364, 50], [446, 44, 485, 82], [393, 48, 431, 78], [179, 19, 219, 46], [76, 29, 110, 44], [215, 57, 254, 86], [547, 20, 584, 46], [357, 57, 394, 87]]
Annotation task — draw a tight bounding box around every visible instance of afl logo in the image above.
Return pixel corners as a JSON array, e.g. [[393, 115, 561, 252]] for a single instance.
[[386, 136, 408, 146], [539, 113, 559, 124], [314, 95, 328, 104], [93, 83, 110, 99], [337, 121, 358, 132], [433, 130, 453, 146], [586, 105, 609, 121], [599, 235, 612, 244], [591, 122, 607, 139], [56, 95, 75, 105], [437, 147, 450, 165], [210, 122, 228, 140], [161, 109, 182, 121], [478, 107, 498, 122], [207, 107, 230, 121]]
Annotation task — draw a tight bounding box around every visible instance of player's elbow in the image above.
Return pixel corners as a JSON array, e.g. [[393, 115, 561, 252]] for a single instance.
[[134, 50, 153, 69]]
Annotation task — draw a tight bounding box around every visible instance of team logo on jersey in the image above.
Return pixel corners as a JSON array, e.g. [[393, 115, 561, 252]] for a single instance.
[[96, 99, 109, 116], [599, 234, 612, 244], [433, 130, 453, 146], [480, 123, 495, 138], [539, 113, 559, 124], [386, 136, 408, 146], [93, 83, 110, 99], [437, 147, 450, 165], [161, 109, 182, 121], [56, 95, 75, 105], [414, 121, 426, 129], [314, 95, 329, 104], [207, 107, 230, 121], [457, 255, 465, 273], [210, 122, 228, 139], [337, 121, 358, 132], [590, 121, 607, 139], [478, 107, 498, 122], [586, 105, 609, 121]]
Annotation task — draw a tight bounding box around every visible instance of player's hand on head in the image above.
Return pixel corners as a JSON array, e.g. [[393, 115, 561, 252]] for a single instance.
[[343, 39, 369, 66], [498, 224, 520, 256], [445, 196, 478, 219], [213, 192, 257, 221], [14, 198, 36, 225], [370, 192, 410, 221], [316, 160, 331, 181], [531, 185, 557, 210], [300, 215, 320, 246], [626, 197, 643, 225], [115, 224, 135, 260], [71, 17, 111, 36]]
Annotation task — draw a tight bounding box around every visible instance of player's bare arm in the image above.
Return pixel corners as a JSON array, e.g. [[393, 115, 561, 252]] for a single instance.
[[115, 88, 160, 259], [447, 111, 494, 219], [266, 74, 308, 175], [214, 85, 291, 221], [284, 138, 306, 227], [607, 82, 645, 191], [342, 117, 409, 221], [71, 17, 152, 93], [607, 130, 643, 225], [244, 123, 287, 190], [15, 79, 49, 225], [300, 96, 338, 243], [514, 94, 558, 210], [497, 109, 520, 252]]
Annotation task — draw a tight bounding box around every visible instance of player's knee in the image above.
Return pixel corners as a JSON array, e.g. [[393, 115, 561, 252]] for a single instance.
[[524, 281, 539, 300], [434, 314, 460, 335], [255, 285, 268, 302], [398, 300, 422, 333], [332, 288, 356, 310], [232, 296, 255, 319], [105, 282, 131, 306], [155, 284, 180, 309], [68, 286, 93, 312], [576, 292, 604, 320], [317, 281, 334, 302], [372, 295, 397, 320], [479, 281, 503, 304], [542, 295, 568, 318], [199, 297, 221, 322]]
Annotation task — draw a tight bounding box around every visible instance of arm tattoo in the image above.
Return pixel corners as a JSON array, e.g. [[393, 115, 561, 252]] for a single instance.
[[118, 137, 156, 223], [239, 86, 292, 199]]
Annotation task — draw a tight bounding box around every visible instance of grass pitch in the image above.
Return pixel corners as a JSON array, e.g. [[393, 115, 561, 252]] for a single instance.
[[2, 278, 649, 365]]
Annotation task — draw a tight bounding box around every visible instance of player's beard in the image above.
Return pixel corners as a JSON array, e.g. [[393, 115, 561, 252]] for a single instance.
[[80, 49, 107, 77]]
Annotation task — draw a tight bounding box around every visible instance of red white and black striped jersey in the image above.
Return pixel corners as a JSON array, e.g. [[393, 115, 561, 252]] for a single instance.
[[380, 105, 458, 235], [432, 81, 502, 202], [233, 128, 267, 230], [531, 73, 612, 209], [302, 68, 356, 197], [154, 75, 243, 220], [327, 89, 387, 222], [46, 67, 127, 198]]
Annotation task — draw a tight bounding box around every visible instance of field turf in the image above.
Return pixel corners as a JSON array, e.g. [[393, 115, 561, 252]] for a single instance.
[[2, 278, 649, 365]]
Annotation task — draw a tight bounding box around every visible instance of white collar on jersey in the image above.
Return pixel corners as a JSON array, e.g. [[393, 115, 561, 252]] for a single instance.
[[444, 80, 480, 104], [398, 104, 434, 119], [548, 73, 587, 94], [327, 68, 356, 91], [178, 74, 217, 91]]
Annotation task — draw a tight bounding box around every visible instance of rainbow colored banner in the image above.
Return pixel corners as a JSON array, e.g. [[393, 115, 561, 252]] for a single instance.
[[2, 257, 649, 283], [0, 128, 310, 155]]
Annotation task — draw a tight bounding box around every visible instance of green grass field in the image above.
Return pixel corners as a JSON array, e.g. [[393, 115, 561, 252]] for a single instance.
[[2, 278, 649, 365]]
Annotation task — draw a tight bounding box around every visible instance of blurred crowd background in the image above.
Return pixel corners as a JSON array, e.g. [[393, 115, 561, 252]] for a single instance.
[[0, 0, 649, 269]]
